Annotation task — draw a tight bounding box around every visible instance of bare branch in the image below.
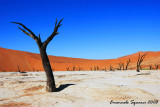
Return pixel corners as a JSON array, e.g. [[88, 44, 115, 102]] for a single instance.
[[140, 52, 148, 62], [43, 18, 63, 47], [11, 22, 38, 40], [17, 26, 32, 37], [137, 54, 140, 64], [55, 19, 57, 28], [38, 34, 42, 42]]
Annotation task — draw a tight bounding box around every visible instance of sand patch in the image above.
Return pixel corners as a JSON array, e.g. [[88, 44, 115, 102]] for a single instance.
[[0, 102, 30, 107], [24, 85, 44, 93]]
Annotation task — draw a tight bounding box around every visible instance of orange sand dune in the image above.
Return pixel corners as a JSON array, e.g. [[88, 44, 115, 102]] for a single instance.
[[0, 47, 160, 72]]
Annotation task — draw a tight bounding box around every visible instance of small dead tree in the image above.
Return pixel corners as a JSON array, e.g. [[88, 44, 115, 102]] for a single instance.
[[78, 67, 82, 71], [73, 66, 76, 71], [66, 67, 69, 71], [137, 53, 148, 72], [33, 68, 35, 72], [97, 66, 99, 71], [125, 59, 131, 70], [17, 65, 20, 72], [122, 63, 125, 70], [155, 64, 159, 70], [118, 62, 123, 70], [90, 68, 92, 71], [109, 65, 113, 71], [104, 67, 107, 71], [12, 19, 63, 92], [149, 65, 153, 70]]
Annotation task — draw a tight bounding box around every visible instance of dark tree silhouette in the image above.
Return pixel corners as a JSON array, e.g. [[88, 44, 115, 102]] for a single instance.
[[149, 65, 152, 70], [155, 64, 159, 70], [136, 53, 148, 72], [140, 65, 142, 70], [73, 66, 76, 71], [125, 59, 131, 70], [11, 19, 63, 92], [66, 67, 69, 71], [78, 67, 82, 71]]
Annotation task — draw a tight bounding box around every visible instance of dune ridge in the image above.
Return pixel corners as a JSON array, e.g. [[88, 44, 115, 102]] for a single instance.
[[0, 47, 160, 72]]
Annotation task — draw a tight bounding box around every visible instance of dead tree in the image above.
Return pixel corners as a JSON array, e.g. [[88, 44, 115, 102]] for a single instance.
[[17, 65, 26, 73], [149, 65, 152, 70], [66, 67, 69, 71], [78, 67, 82, 71], [122, 63, 125, 70], [125, 59, 131, 70], [136, 53, 148, 72], [11, 19, 63, 92], [109, 65, 113, 71], [90, 68, 92, 71], [104, 67, 107, 71], [73, 66, 75, 71], [17, 65, 20, 72], [155, 64, 159, 70], [118, 62, 123, 70], [97, 66, 99, 71], [94, 66, 97, 71]]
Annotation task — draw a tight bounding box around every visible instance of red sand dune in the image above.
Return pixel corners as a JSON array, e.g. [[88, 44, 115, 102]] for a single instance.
[[0, 47, 160, 72]]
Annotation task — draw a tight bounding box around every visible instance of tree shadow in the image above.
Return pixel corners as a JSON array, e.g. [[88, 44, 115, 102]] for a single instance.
[[56, 84, 75, 92], [136, 73, 150, 76]]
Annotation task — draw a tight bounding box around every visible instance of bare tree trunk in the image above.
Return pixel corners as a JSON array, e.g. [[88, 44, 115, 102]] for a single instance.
[[40, 47, 56, 91], [122, 63, 124, 70], [137, 64, 140, 72]]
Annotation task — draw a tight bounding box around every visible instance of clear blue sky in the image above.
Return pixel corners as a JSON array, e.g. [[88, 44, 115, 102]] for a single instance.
[[0, 0, 160, 59]]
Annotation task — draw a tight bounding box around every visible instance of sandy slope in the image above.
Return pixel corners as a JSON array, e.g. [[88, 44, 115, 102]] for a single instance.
[[0, 70, 160, 107], [1, 47, 160, 71]]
